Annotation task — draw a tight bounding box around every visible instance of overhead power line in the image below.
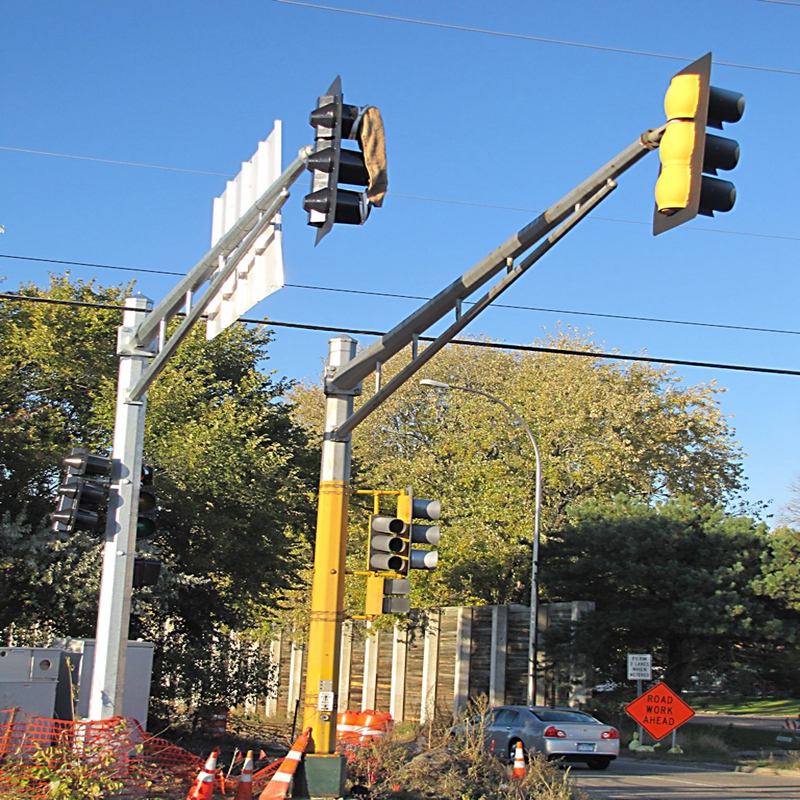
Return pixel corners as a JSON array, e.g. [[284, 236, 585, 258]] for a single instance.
[[0, 146, 231, 177], [3, 147, 798, 244], [1, 291, 798, 378], [272, 0, 800, 76], [2, 252, 798, 338]]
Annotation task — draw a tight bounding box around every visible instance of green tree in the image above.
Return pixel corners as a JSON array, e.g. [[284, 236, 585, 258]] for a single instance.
[[290, 331, 745, 608], [756, 525, 800, 613], [540, 496, 780, 691], [0, 276, 125, 523], [0, 275, 318, 716]]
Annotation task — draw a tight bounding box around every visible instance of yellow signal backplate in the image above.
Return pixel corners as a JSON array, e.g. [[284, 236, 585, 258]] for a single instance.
[[664, 73, 701, 121]]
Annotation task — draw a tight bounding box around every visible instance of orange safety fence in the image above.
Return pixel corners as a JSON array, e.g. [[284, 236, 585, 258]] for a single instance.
[[0, 708, 289, 799]]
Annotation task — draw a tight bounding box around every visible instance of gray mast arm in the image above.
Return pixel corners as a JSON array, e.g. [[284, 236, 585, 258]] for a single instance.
[[132, 146, 312, 351], [329, 127, 664, 394]]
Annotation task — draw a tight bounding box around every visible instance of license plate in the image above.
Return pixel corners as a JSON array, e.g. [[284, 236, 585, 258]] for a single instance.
[[577, 743, 596, 752]]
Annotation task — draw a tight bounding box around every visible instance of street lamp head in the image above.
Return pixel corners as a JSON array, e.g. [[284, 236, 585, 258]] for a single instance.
[[419, 379, 451, 389]]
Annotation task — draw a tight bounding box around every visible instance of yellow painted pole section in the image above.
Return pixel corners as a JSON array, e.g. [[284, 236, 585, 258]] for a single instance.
[[302, 479, 349, 753]]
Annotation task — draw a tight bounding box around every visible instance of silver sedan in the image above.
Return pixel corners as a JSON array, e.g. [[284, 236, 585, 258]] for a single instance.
[[484, 706, 620, 770]]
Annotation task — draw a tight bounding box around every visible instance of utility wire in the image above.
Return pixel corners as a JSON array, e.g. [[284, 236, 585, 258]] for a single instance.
[[0, 146, 232, 177], [2, 252, 798, 338], [1, 292, 798, 378], [272, 0, 800, 76], [3, 150, 800, 244]]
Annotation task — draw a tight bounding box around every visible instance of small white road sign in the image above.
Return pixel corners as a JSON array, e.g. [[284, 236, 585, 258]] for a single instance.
[[628, 653, 652, 681]]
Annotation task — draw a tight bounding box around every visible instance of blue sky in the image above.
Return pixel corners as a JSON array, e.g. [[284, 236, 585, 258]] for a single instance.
[[2, 1, 798, 520]]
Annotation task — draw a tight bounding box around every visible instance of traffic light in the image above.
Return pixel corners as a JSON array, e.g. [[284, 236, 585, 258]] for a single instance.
[[52, 448, 111, 534], [137, 463, 157, 540], [365, 574, 411, 617], [368, 513, 407, 573], [303, 76, 388, 244], [654, 52, 745, 235], [133, 556, 161, 588], [396, 488, 440, 574]]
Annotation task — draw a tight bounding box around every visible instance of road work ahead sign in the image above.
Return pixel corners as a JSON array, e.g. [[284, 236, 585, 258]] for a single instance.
[[624, 681, 695, 740]]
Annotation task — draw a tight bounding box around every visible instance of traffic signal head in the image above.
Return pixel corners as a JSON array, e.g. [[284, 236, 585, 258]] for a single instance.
[[303, 76, 388, 244], [365, 574, 411, 617], [133, 556, 162, 588], [653, 53, 744, 235], [396, 489, 441, 573], [368, 514, 408, 572], [137, 463, 158, 540], [52, 448, 111, 534]]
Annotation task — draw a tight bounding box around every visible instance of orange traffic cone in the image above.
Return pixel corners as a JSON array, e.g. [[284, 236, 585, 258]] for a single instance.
[[234, 750, 254, 800], [187, 748, 219, 800], [512, 741, 526, 780]]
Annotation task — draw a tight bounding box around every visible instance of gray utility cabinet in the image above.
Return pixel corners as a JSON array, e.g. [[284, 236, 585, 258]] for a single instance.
[[54, 639, 155, 728], [0, 647, 62, 718]]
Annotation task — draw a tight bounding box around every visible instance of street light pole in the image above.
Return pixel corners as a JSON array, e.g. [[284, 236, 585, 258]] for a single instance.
[[419, 379, 542, 706]]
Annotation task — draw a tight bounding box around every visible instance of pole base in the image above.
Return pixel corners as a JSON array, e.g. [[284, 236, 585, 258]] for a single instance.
[[292, 753, 347, 798]]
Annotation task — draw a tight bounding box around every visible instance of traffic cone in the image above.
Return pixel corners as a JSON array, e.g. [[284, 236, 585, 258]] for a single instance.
[[512, 741, 525, 780], [234, 750, 254, 800], [187, 748, 219, 800]]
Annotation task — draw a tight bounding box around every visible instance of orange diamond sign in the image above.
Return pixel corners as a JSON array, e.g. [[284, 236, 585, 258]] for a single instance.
[[625, 681, 695, 741]]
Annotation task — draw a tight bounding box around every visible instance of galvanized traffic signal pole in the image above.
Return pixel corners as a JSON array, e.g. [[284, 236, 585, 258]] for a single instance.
[[89, 295, 154, 720], [87, 134, 311, 722]]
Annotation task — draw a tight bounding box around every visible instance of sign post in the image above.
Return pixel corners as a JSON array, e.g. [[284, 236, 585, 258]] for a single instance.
[[627, 654, 652, 744]]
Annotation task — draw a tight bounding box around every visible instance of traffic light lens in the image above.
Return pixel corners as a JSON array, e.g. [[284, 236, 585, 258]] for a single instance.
[[137, 518, 157, 539], [139, 491, 157, 513]]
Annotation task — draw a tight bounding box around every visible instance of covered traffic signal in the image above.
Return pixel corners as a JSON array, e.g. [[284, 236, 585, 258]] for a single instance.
[[654, 52, 744, 235], [52, 448, 111, 534], [396, 488, 440, 574], [303, 76, 388, 244], [137, 463, 158, 540]]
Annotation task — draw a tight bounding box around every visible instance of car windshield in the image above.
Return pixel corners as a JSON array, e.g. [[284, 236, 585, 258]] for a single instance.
[[532, 710, 597, 724]]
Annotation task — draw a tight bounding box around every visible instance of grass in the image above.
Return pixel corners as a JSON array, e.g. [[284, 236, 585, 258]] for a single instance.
[[692, 696, 800, 716]]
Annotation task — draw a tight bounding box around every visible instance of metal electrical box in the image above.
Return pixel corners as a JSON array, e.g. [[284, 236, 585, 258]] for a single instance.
[[0, 647, 61, 718], [52, 638, 154, 728]]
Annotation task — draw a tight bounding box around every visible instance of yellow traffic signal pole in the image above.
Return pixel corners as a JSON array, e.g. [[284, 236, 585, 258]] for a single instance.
[[302, 336, 358, 772], [299, 106, 706, 793]]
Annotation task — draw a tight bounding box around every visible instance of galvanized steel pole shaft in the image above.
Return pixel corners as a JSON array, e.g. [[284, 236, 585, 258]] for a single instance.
[[89, 295, 154, 720], [302, 336, 359, 753]]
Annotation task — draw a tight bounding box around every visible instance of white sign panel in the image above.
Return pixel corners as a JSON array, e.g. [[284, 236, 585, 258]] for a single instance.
[[206, 121, 284, 340], [627, 653, 652, 681]]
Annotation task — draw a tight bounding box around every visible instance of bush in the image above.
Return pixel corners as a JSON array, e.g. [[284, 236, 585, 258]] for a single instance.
[[346, 699, 585, 800]]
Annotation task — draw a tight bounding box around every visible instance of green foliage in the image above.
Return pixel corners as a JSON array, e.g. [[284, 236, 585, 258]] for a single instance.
[[0, 275, 319, 716], [0, 276, 125, 523], [755, 526, 800, 612], [540, 496, 800, 691], [290, 330, 746, 609], [0, 723, 140, 799]]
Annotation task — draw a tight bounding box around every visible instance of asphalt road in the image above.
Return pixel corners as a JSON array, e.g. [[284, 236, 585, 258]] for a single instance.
[[572, 757, 800, 799]]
